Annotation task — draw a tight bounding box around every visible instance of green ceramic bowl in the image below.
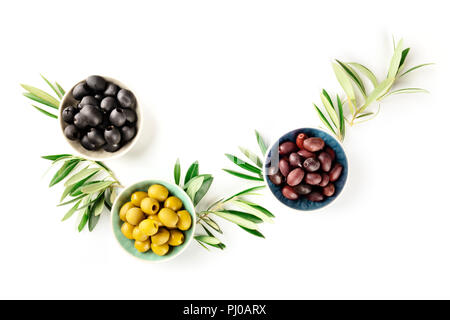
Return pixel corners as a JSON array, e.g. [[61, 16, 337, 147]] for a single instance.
[[111, 180, 196, 262]]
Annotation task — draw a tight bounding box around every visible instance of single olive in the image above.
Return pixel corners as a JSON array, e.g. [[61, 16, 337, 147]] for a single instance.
[[132, 226, 149, 242], [104, 126, 121, 145], [289, 152, 302, 167], [117, 89, 136, 109], [303, 158, 320, 172], [139, 219, 159, 236], [103, 143, 121, 153], [268, 172, 283, 185], [131, 191, 148, 206], [298, 149, 316, 158], [79, 96, 99, 108], [294, 184, 312, 195], [176, 210, 192, 231], [104, 82, 119, 96], [64, 124, 80, 141], [323, 183, 336, 197], [305, 173, 322, 185], [72, 82, 90, 100], [329, 163, 343, 182], [100, 96, 118, 113], [158, 208, 179, 228], [121, 222, 135, 240], [279, 158, 290, 177], [134, 239, 151, 253], [151, 228, 170, 246], [296, 133, 308, 149], [86, 75, 106, 92], [282, 185, 299, 200], [287, 168, 305, 187], [124, 109, 137, 123], [80, 105, 104, 127], [151, 243, 169, 256], [303, 137, 325, 152], [119, 202, 135, 222], [307, 192, 324, 202], [62, 106, 77, 123], [73, 112, 90, 130], [148, 184, 169, 202], [87, 128, 106, 148], [325, 146, 336, 161], [141, 197, 160, 215], [94, 93, 104, 101], [319, 173, 330, 187], [148, 214, 164, 227], [318, 151, 333, 172], [80, 134, 97, 151], [164, 196, 183, 211], [168, 230, 185, 246], [279, 141, 298, 155], [121, 126, 136, 142], [126, 207, 145, 226], [109, 108, 127, 127]]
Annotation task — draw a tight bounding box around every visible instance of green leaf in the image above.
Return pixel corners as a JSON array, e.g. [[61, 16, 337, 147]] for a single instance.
[[213, 211, 258, 230], [194, 176, 214, 206], [23, 92, 59, 110], [359, 78, 394, 113], [202, 217, 222, 234], [384, 88, 429, 97], [21, 84, 60, 108], [397, 48, 410, 72], [387, 39, 404, 79], [89, 207, 101, 231], [174, 158, 181, 185], [314, 104, 336, 135], [225, 154, 262, 175], [194, 235, 221, 245], [231, 200, 273, 223], [348, 62, 378, 87], [201, 224, 226, 249], [61, 200, 81, 221], [238, 146, 263, 168], [239, 226, 265, 238], [186, 175, 204, 201], [61, 171, 98, 202], [255, 130, 268, 156], [356, 112, 374, 119], [235, 200, 275, 218], [196, 239, 210, 251], [222, 169, 264, 181], [335, 60, 366, 96], [224, 185, 266, 202], [320, 90, 339, 129], [78, 207, 89, 232], [32, 105, 57, 119], [93, 193, 105, 216], [40, 74, 62, 99], [42, 154, 73, 161], [58, 194, 88, 207], [80, 181, 114, 194], [332, 62, 356, 113], [400, 63, 434, 77], [49, 159, 80, 187], [336, 95, 345, 141], [55, 82, 65, 96], [64, 167, 100, 187], [184, 161, 199, 185]]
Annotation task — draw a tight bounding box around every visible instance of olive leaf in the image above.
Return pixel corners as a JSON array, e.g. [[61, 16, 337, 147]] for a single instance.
[[400, 63, 434, 77], [238, 146, 263, 168], [225, 154, 262, 175], [239, 226, 265, 238], [387, 39, 404, 79], [255, 130, 268, 156], [40, 74, 63, 99], [222, 169, 263, 181], [78, 207, 90, 232], [21, 84, 60, 108], [231, 200, 274, 223], [320, 89, 339, 129], [64, 167, 100, 187], [224, 185, 266, 202], [174, 158, 181, 185], [93, 193, 105, 217], [348, 62, 379, 87], [32, 105, 57, 119], [200, 224, 226, 249], [80, 181, 114, 194], [186, 175, 204, 200], [49, 159, 80, 187], [194, 235, 221, 245], [335, 60, 366, 96], [384, 88, 429, 97], [184, 161, 199, 185], [42, 154, 73, 161], [332, 62, 356, 114], [194, 176, 214, 206], [62, 200, 81, 221], [314, 104, 337, 136], [213, 211, 259, 230], [202, 216, 222, 234], [233, 199, 275, 218]]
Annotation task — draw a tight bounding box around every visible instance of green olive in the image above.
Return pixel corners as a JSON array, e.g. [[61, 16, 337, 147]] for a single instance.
[[148, 184, 169, 202], [176, 210, 192, 231], [141, 197, 160, 215], [139, 219, 159, 236], [126, 207, 145, 226], [151, 228, 170, 245], [164, 196, 183, 211], [131, 191, 148, 206], [119, 202, 135, 221], [147, 214, 163, 227], [132, 226, 149, 241], [168, 230, 185, 246], [135, 239, 151, 253], [158, 208, 179, 228], [151, 242, 169, 256], [121, 222, 135, 240]]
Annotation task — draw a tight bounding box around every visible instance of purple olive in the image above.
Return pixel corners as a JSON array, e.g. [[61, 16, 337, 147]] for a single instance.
[[282, 186, 299, 200], [325, 146, 336, 161], [318, 151, 333, 172], [279, 141, 298, 155], [288, 152, 302, 167], [104, 126, 121, 145], [303, 137, 325, 152], [294, 184, 312, 195], [104, 82, 119, 96], [86, 75, 106, 92], [305, 173, 322, 185], [303, 158, 320, 172], [329, 163, 343, 182], [298, 149, 316, 159], [268, 172, 283, 185], [319, 173, 330, 187], [62, 106, 77, 123], [72, 82, 90, 100], [307, 192, 324, 202], [64, 124, 79, 140], [117, 89, 136, 109], [323, 183, 335, 197], [287, 168, 305, 187], [279, 158, 290, 177]]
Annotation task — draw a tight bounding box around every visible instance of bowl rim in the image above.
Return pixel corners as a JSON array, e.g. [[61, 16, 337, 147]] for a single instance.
[[59, 75, 143, 161], [263, 127, 349, 212], [111, 179, 197, 263]]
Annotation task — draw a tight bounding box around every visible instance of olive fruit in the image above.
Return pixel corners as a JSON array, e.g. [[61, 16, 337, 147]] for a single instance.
[[151, 243, 169, 256], [73, 112, 89, 130], [104, 82, 119, 96], [279, 141, 297, 155], [325, 146, 336, 161], [139, 219, 159, 236], [121, 222, 135, 240], [279, 158, 290, 177], [141, 197, 160, 215], [132, 226, 149, 242], [305, 173, 322, 185], [124, 109, 137, 123], [119, 202, 135, 222], [148, 214, 163, 227], [94, 93, 104, 101], [79, 96, 99, 108], [329, 164, 343, 182], [151, 228, 170, 245], [80, 134, 97, 150], [289, 152, 302, 167], [269, 172, 283, 185], [323, 183, 335, 197], [318, 151, 333, 172], [87, 128, 106, 148], [294, 184, 312, 195], [282, 186, 299, 200], [103, 143, 121, 153], [134, 239, 151, 253], [86, 75, 106, 92], [126, 207, 145, 225], [81, 105, 103, 127], [158, 208, 179, 228], [72, 81, 90, 100], [176, 210, 192, 231], [168, 230, 185, 246], [62, 106, 77, 123], [303, 137, 325, 152], [307, 192, 324, 202], [104, 126, 121, 145], [303, 158, 320, 172], [131, 191, 148, 206], [287, 168, 305, 187], [64, 124, 80, 141], [148, 184, 169, 202], [109, 108, 127, 127], [296, 133, 308, 149], [298, 149, 316, 158], [319, 173, 330, 187], [100, 96, 117, 113], [164, 196, 183, 211], [117, 89, 136, 109], [121, 126, 136, 142]]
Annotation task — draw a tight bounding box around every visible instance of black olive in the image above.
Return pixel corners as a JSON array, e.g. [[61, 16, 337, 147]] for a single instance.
[[94, 93, 104, 101], [104, 126, 121, 145], [79, 96, 99, 107], [80, 105, 103, 127], [104, 82, 119, 97], [80, 134, 97, 150], [121, 125, 136, 142], [72, 82, 90, 100], [73, 112, 89, 130], [109, 108, 127, 127], [87, 128, 106, 148], [117, 89, 136, 109], [103, 143, 121, 153], [294, 184, 312, 195], [62, 106, 77, 123], [64, 124, 80, 141], [86, 75, 106, 92], [100, 96, 118, 113], [124, 108, 137, 124]]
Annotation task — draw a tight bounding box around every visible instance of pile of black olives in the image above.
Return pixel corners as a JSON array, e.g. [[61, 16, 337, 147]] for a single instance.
[[62, 75, 138, 153], [266, 132, 343, 202]]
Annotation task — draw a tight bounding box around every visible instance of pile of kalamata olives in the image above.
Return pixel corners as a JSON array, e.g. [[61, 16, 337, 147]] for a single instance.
[[267, 133, 343, 202], [62, 75, 138, 153]]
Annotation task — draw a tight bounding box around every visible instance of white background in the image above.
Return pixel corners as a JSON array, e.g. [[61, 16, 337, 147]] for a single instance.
[[0, 0, 449, 299]]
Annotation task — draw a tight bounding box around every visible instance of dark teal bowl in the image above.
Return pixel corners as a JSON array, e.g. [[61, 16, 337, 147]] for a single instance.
[[264, 128, 348, 211]]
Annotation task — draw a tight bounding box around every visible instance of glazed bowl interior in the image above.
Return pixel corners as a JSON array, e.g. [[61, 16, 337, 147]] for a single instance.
[[111, 180, 196, 262], [264, 128, 348, 211], [59, 76, 142, 161]]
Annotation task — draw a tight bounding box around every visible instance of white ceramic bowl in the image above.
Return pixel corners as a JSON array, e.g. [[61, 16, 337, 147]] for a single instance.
[[59, 76, 143, 161]]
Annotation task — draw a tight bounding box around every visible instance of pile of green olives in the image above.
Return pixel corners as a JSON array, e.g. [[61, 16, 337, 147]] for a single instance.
[[119, 184, 192, 255], [62, 75, 138, 153]]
